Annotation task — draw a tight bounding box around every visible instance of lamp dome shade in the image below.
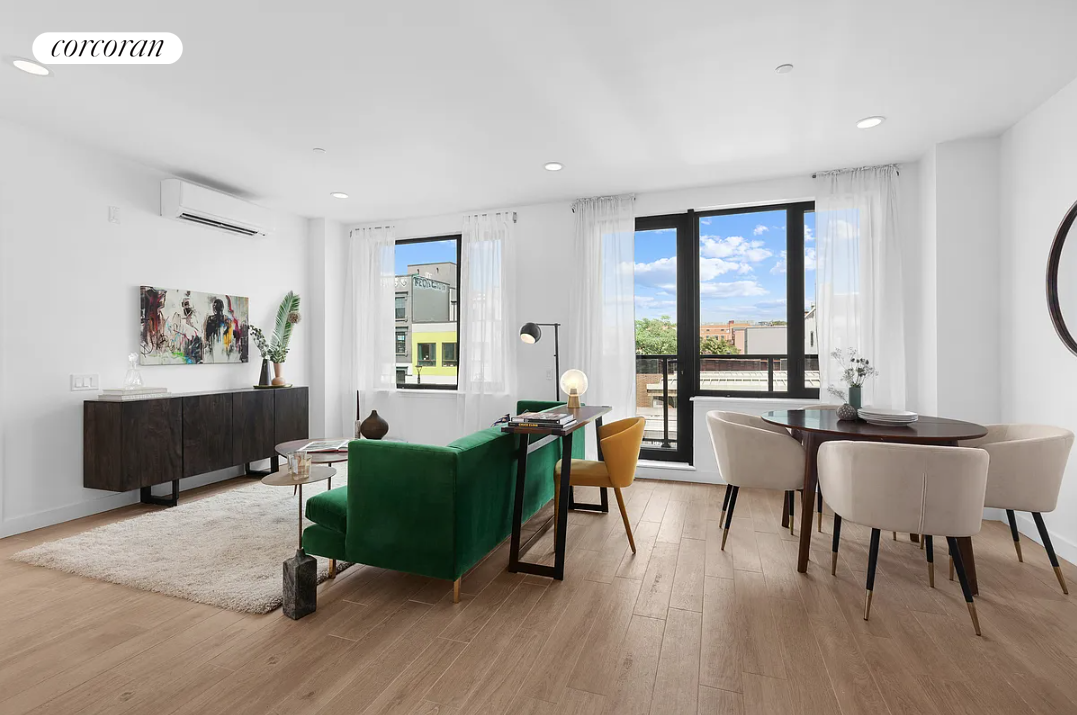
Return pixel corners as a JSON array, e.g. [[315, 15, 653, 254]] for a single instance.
[[519, 322, 542, 344], [560, 369, 588, 396]]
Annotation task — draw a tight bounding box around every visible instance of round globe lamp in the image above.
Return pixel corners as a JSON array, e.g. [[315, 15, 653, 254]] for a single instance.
[[559, 369, 588, 409]]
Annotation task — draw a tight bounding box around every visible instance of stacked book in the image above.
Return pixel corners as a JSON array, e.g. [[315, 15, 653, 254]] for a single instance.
[[510, 410, 577, 430], [98, 386, 171, 402]]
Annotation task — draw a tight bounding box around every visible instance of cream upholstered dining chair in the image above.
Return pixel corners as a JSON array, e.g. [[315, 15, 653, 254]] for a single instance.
[[960, 424, 1074, 594], [707, 411, 805, 549], [819, 441, 990, 635]]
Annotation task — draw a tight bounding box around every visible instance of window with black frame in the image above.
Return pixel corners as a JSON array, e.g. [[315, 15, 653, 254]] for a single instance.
[[694, 202, 816, 397], [632, 202, 816, 462], [393, 235, 461, 389]]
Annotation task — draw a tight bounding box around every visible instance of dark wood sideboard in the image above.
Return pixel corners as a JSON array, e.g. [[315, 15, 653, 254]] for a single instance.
[[84, 386, 309, 506]]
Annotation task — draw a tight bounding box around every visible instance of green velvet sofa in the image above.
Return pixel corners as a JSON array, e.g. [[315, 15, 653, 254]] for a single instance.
[[302, 400, 584, 593]]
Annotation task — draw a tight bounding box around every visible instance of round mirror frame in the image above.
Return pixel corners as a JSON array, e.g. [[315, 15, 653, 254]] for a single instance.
[[1046, 197, 1077, 357]]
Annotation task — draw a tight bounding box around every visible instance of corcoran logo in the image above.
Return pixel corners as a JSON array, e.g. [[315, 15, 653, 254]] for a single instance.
[[32, 33, 182, 64]]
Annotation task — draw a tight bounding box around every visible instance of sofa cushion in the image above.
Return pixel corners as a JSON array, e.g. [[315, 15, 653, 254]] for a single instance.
[[448, 426, 504, 451], [305, 485, 348, 534]]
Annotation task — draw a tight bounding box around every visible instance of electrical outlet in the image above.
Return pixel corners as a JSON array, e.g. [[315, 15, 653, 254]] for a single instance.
[[71, 373, 100, 391], [108, 206, 121, 224]]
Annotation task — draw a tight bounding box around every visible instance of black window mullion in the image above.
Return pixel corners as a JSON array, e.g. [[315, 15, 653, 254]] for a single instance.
[[787, 203, 807, 397]]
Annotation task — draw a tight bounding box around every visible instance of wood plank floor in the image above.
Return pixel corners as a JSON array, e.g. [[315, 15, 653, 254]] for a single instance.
[[3, 477, 1077, 714]]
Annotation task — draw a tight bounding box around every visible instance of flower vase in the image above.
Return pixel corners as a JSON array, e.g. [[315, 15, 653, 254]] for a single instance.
[[258, 359, 273, 387], [272, 363, 286, 386], [848, 385, 862, 409]]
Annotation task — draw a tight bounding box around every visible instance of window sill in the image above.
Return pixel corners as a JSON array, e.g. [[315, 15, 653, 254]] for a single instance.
[[394, 388, 460, 397], [690, 396, 821, 405]]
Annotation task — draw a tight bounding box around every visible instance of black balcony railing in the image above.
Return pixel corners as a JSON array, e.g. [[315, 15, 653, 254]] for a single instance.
[[635, 354, 677, 449], [634, 353, 821, 451]]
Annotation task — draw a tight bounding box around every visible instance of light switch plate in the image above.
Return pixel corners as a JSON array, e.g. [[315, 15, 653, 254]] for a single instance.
[[108, 206, 121, 224], [546, 369, 554, 380], [71, 373, 100, 391]]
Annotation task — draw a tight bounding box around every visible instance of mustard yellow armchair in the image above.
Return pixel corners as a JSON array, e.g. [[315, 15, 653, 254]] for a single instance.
[[554, 416, 647, 552]]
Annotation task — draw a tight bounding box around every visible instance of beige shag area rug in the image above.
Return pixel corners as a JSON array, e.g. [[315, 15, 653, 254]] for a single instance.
[[11, 470, 350, 613]]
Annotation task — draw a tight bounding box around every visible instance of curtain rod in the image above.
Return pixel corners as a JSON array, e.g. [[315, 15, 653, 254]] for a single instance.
[[811, 164, 900, 179], [472, 211, 516, 223], [570, 194, 637, 213]]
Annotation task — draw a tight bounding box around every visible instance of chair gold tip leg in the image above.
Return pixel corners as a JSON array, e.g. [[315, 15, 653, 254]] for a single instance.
[[920, 536, 925, 550], [721, 527, 729, 551], [789, 520, 794, 536], [949, 556, 954, 581], [719, 509, 726, 526], [1055, 566, 1069, 595], [967, 602, 981, 636], [817, 510, 823, 533], [328, 559, 336, 579], [928, 562, 935, 588], [892, 531, 897, 541], [831, 552, 838, 576], [864, 590, 874, 621], [1014, 538, 1023, 563], [453, 578, 461, 604]]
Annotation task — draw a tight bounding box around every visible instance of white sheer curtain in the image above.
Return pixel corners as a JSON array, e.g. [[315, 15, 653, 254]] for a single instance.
[[340, 225, 397, 435], [815, 165, 906, 409], [567, 195, 636, 422], [457, 211, 517, 433]]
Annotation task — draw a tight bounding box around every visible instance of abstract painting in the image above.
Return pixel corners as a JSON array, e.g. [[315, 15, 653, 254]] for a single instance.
[[140, 286, 249, 365]]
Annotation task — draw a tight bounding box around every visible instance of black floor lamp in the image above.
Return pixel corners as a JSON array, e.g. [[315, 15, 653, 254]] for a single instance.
[[519, 322, 561, 400]]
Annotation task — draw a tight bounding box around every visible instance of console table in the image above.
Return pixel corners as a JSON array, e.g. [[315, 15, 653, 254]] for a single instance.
[[84, 386, 308, 506]]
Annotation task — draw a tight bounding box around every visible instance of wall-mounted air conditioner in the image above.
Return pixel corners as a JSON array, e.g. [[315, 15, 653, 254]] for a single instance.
[[160, 179, 271, 236]]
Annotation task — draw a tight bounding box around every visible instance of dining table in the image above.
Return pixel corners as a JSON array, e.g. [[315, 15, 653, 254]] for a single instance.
[[762, 409, 989, 594]]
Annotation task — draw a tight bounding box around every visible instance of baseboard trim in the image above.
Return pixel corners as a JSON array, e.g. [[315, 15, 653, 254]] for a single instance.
[[1012, 511, 1077, 566], [0, 464, 258, 539]]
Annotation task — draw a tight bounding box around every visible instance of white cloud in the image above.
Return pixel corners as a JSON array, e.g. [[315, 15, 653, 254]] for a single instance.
[[700, 217, 712, 226], [804, 223, 814, 241], [753, 224, 769, 235], [771, 250, 787, 275], [699, 281, 768, 298], [770, 247, 815, 274], [700, 235, 773, 263], [635, 295, 677, 311], [634, 256, 677, 288], [638, 254, 753, 286]]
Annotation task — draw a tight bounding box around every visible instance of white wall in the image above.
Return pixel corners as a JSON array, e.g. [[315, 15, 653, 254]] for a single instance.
[[936, 138, 1001, 424], [0, 119, 310, 538], [343, 170, 923, 476], [1000, 74, 1077, 562]]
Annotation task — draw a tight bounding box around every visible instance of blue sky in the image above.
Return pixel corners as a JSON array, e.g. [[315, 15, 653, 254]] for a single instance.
[[634, 210, 816, 324], [395, 239, 457, 275]]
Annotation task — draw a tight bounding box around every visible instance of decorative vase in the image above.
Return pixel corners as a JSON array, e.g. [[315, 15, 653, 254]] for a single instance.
[[848, 385, 862, 409], [837, 403, 859, 421], [272, 363, 286, 386], [258, 359, 273, 387], [360, 410, 389, 440]]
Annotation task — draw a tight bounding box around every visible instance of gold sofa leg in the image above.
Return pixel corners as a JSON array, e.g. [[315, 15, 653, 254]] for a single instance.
[[453, 578, 461, 604]]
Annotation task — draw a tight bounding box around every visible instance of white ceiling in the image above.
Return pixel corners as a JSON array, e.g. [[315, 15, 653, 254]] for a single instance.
[[3, 0, 1077, 223]]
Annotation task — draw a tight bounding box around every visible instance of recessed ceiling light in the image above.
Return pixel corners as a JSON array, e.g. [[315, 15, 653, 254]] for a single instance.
[[11, 58, 50, 76], [774, 63, 794, 74], [544, 162, 563, 171], [312, 147, 326, 154], [856, 116, 885, 129], [330, 192, 349, 199]]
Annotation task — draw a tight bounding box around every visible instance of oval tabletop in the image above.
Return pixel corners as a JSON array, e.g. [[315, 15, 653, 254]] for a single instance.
[[761, 409, 988, 443], [275, 438, 350, 464], [262, 465, 336, 487]]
